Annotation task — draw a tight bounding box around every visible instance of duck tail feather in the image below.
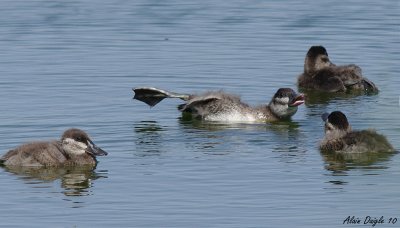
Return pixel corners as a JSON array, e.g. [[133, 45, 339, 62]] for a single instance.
[[133, 87, 190, 107]]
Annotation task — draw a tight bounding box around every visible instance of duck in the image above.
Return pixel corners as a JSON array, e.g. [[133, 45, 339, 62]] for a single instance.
[[0, 128, 107, 167], [298, 46, 378, 93], [320, 111, 394, 153], [133, 87, 305, 122]]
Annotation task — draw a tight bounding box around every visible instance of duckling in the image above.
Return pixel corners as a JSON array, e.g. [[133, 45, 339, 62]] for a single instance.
[[0, 128, 107, 167], [298, 46, 378, 93], [320, 111, 394, 153], [133, 87, 304, 122]]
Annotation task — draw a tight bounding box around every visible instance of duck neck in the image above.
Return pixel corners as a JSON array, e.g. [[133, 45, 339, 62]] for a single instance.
[[325, 128, 351, 141], [304, 57, 315, 75], [268, 101, 297, 120], [56, 141, 71, 159]]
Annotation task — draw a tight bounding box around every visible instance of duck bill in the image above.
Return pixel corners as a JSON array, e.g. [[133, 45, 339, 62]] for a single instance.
[[289, 94, 305, 107], [86, 140, 108, 156], [321, 112, 330, 122]]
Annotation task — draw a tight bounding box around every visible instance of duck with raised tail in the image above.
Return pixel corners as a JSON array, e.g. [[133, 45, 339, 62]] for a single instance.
[[133, 87, 305, 122]]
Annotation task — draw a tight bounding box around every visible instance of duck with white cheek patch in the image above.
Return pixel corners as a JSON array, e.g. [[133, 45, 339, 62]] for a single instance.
[[133, 87, 305, 123], [0, 128, 107, 167], [320, 111, 394, 153]]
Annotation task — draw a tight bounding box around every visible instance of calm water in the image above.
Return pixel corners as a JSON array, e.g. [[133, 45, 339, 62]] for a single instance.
[[0, 1, 399, 227]]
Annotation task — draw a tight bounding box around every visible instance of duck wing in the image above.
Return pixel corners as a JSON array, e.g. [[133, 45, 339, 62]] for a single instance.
[[334, 65, 378, 93], [178, 97, 220, 113], [334, 64, 363, 86], [313, 69, 346, 92], [343, 130, 394, 153]]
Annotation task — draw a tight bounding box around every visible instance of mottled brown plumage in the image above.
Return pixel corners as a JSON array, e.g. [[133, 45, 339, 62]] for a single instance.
[[1, 129, 107, 167], [320, 111, 394, 153], [298, 46, 378, 93]]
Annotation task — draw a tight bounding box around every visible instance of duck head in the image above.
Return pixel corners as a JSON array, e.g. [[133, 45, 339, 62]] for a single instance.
[[304, 45, 334, 75], [269, 88, 305, 119], [61, 128, 108, 157], [321, 111, 352, 138]]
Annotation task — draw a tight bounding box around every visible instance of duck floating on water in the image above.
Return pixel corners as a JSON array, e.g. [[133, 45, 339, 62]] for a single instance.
[[298, 46, 378, 93], [320, 111, 394, 153], [133, 87, 305, 122], [0, 128, 107, 167]]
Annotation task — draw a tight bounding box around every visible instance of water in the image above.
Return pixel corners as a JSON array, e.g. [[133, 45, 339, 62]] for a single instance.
[[0, 0, 399, 227]]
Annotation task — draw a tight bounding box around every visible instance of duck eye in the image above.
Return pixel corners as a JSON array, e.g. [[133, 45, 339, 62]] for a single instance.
[[76, 137, 84, 142]]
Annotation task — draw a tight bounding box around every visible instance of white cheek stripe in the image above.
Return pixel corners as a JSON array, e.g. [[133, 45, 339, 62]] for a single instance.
[[326, 123, 334, 130], [64, 138, 87, 149], [64, 138, 74, 143], [63, 138, 88, 155], [274, 97, 289, 104]]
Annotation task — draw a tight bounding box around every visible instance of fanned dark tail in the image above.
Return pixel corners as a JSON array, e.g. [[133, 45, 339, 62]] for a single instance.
[[133, 87, 191, 107], [362, 78, 379, 94]]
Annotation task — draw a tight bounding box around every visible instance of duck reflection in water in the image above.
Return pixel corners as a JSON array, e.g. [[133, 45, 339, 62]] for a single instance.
[[178, 117, 304, 156], [299, 89, 374, 106], [179, 116, 300, 136], [134, 121, 166, 157], [2, 165, 107, 197]]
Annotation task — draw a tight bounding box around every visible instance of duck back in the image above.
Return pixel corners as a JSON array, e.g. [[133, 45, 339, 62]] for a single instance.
[[341, 130, 394, 153], [178, 91, 254, 121], [321, 130, 395, 153], [1, 141, 96, 167]]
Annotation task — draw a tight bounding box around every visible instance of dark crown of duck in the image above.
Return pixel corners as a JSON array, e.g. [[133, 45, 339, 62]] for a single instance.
[[322, 111, 349, 130], [306, 46, 328, 59], [62, 128, 90, 141]]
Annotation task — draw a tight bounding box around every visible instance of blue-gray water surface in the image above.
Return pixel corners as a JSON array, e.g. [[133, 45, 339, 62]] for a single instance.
[[0, 1, 399, 227]]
